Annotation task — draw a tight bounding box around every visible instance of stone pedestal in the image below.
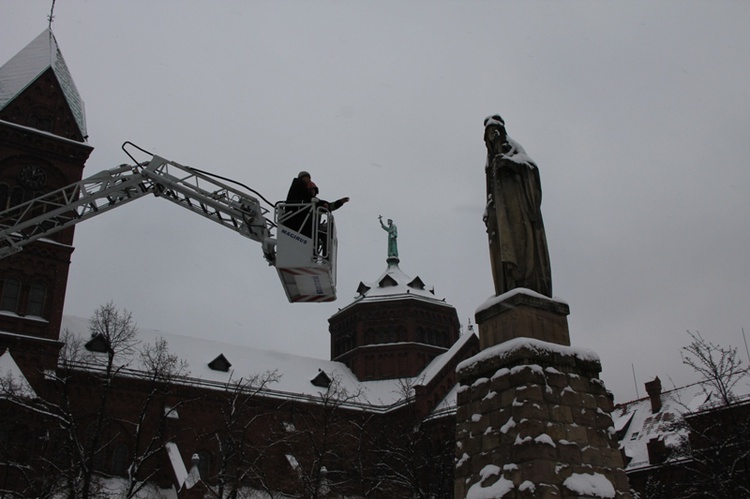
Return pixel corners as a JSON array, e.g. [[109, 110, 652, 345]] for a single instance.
[[454, 290, 631, 498], [475, 289, 571, 349]]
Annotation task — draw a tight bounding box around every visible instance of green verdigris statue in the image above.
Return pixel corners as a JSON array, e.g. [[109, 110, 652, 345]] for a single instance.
[[378, 215, 398, 259]]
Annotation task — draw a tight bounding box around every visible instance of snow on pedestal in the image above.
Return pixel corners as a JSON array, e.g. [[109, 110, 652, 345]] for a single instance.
[[455, 290, 632, 498]]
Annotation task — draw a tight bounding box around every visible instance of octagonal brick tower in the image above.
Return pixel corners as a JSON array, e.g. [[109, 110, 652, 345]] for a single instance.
[[328, 256, 460, 381]]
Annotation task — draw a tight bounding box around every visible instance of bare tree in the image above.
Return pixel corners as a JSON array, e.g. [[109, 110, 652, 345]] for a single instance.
[[79, 302, 139, 498], [670, 402, 750, 498], [283, 375, 365, 499], [203, 370, 282, 499], [370, 378, 454, 499], [667, 331, 750, 498], [0, 303, 188, 499], [120, 337, 190, 498], [681, 330, 747, 406]]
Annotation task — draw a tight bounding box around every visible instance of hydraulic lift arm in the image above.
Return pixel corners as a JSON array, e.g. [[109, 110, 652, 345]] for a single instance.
[[0, 143, 337, 302]]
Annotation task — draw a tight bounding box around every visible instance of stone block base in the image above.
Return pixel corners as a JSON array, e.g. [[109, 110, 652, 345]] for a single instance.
[[454, 339, 632, 499]]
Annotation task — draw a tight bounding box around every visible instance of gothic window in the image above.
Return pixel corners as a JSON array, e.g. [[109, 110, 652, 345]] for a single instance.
[[0, 184, 7, 210], [343, 335, 353, 352], [9, 186, 23, 209], [29, 107, 54, 132], [427, 330, 436, 345], [197, 450, 212, 479], [377, 329, 386, 344], [111, 443, 128, 475], [92, 448, 107, 471], [22, 426, 36, 463], [27, 281, 46, 317], [0, 278, 21, 313]]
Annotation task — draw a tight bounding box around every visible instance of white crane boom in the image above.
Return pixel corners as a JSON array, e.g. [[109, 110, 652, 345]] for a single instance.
[[0, 143, 337, 302]]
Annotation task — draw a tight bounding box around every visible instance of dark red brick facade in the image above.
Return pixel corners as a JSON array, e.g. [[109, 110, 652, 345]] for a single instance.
[[0, 31, 480, 498], [0, 62, 92, 381]]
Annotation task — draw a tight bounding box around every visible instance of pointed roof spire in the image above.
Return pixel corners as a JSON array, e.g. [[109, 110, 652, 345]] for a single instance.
[[350, 257, 442, 304], [0, 28, 87, 139]]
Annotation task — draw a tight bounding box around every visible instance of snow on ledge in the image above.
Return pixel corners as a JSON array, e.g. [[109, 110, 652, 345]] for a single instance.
[[457, 337, 600, 374], [563, 472, 616, 498], [475, 288, 567, 315]]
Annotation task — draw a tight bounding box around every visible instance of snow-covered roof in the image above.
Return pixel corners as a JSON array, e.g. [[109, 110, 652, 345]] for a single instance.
[[612, 381, 750, 470], [0, 28, 87, 139], [419, 330, 479, 419], [422, 328, 477, 385], [60, 315, 456, 412], [334, 259, 453, 316]]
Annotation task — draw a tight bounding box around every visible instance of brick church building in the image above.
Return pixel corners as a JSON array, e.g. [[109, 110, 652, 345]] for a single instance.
[[0, 30, 479, 498]]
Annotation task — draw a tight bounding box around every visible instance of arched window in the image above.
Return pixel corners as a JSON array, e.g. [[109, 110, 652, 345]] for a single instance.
[[27, 281, 46, 317], [29, 111, 53, 132], [377, 329, 386, 344], [9, 186, 23, 208], [0, 278, 21, 313], [92, 450, 107, 471], [10, 424, 34, 463], [111, 443, 129, 475], [0, 183, 8, 210], [197, 450, 212, 480]]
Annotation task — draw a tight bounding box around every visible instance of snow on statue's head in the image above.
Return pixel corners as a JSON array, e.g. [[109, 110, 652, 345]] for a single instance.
[[484, 114, 505, 129], [484, 114, 509, 156]]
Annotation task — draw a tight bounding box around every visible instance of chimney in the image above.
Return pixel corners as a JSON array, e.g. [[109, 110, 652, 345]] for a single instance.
[[644, 376, 662, 413]]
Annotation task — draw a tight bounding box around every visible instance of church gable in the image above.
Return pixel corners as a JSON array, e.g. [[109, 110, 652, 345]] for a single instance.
[[0, 29, 86, 142]]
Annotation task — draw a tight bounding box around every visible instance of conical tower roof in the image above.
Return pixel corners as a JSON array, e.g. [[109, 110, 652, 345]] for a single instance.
[[332, 256, 453, 319], [0, 28, 87, 139]]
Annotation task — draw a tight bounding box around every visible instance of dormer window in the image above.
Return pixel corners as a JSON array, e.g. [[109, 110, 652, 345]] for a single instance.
[[378, 275, 398, 288], [310, 369, 331, 388], [407, 276, 426, 290], [208, 354, 232, 372], [356, 282, 371, 296], [85, 333, 111, 353]]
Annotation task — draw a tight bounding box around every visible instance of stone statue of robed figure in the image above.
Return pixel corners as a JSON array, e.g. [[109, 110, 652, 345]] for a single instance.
[[483, 114, 552, 297]]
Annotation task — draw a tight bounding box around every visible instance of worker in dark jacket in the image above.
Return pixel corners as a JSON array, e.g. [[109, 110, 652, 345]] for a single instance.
[[283, 171, 316, 236], [286, 171, 314, 205], [306, 180, 348, 257], [306, 180, 349, 212]]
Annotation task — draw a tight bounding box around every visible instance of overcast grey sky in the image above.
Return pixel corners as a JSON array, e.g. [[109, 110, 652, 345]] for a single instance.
[[2, 1, 749, 403]]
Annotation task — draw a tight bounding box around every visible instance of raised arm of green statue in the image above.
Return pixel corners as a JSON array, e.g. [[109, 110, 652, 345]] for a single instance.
[[378, 215, 399, 259]]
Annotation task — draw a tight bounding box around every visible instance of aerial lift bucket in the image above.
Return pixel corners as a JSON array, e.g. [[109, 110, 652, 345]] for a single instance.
[[274, 203, 337, 302]]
